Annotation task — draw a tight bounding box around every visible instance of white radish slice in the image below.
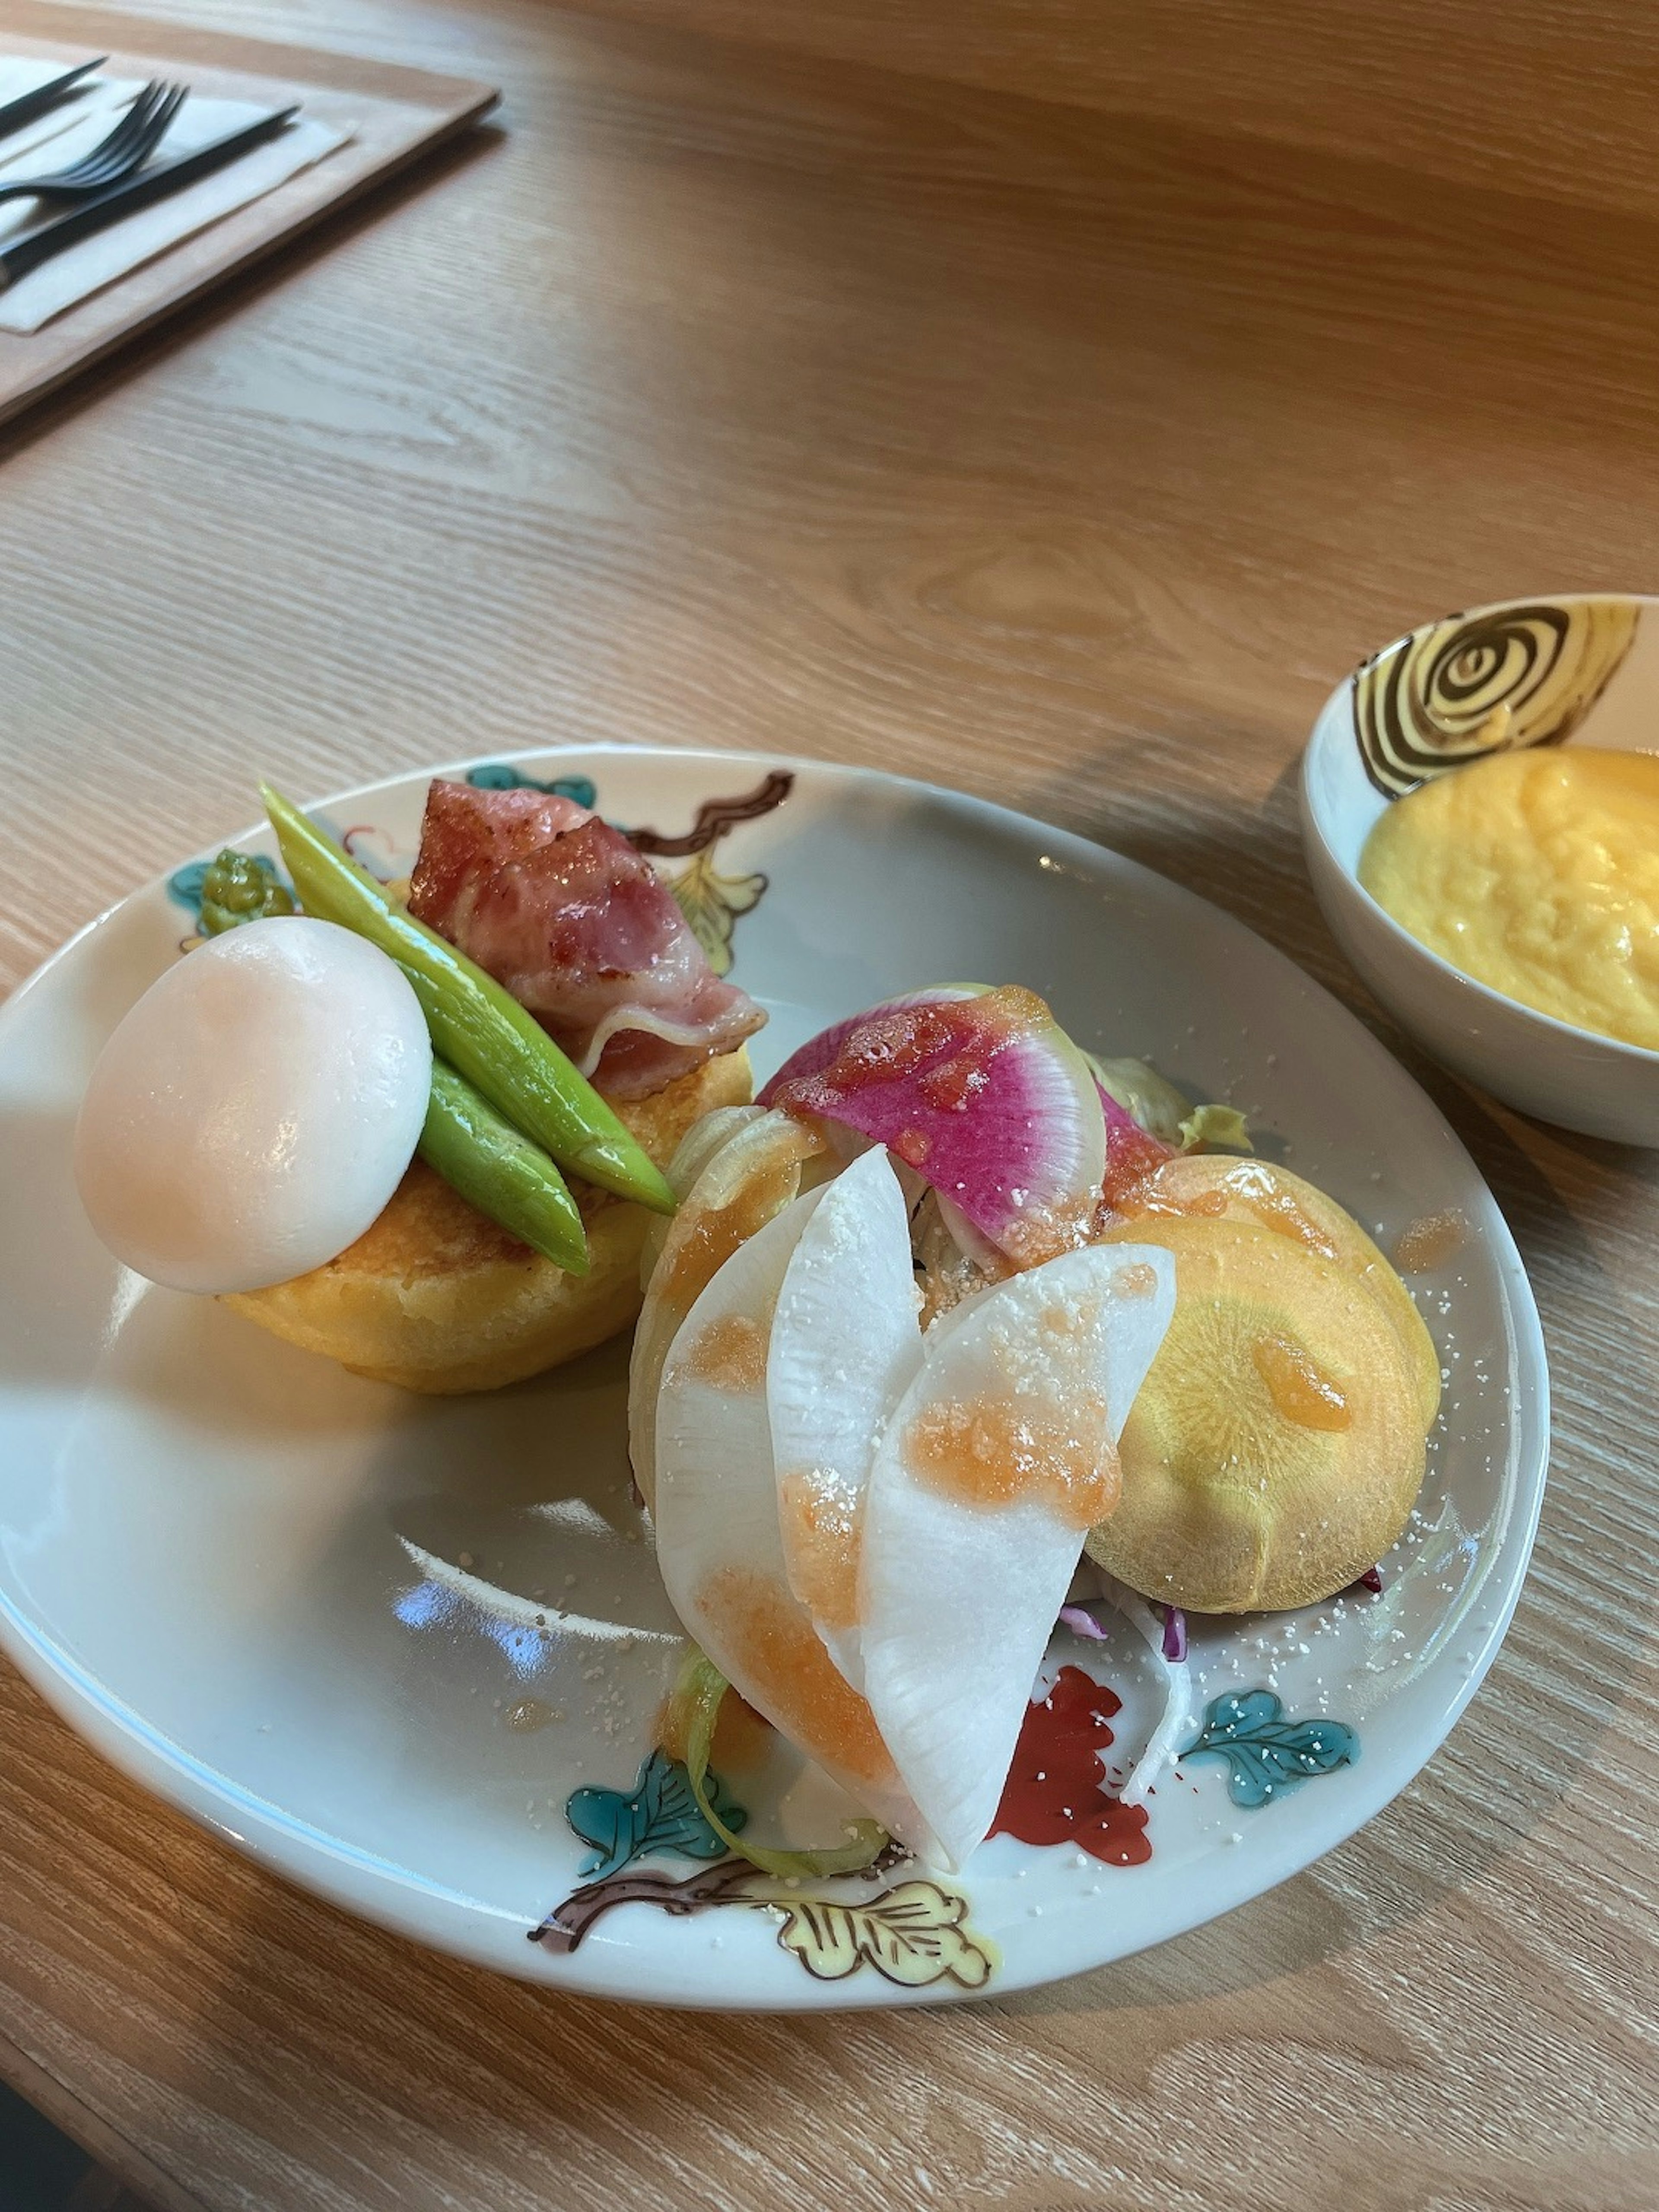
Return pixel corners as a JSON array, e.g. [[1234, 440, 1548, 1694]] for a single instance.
[[654, 1185, 941, 1858], [629, 1108, 825, 1510], [858, 1243, 1176, 1871], [766, 1147, 923, 1685]]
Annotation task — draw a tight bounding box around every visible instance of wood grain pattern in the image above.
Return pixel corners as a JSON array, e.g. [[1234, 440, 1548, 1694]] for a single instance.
[[555, 0, 1659, 232], [0, 0, 1655, 2207]]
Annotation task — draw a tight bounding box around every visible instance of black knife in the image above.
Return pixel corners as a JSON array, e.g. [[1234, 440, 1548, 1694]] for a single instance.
[[0, 57, 107, 144], [0, 104, 301, 293]]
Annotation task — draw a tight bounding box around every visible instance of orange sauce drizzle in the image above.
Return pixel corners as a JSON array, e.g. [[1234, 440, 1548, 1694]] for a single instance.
[[1097, 1123, 1175, 1211], [918, 1054, 993, 1112], [1037, 1299, 1088, 1340], [696, 1567, 896, 1789], [1001, 1198, 1096, 1271], [1251, 1330, 1351, 1431], [811, 1004, 953, 1090], [1230, 1178, 1340, 1259], [1394, 1208, 1467, 1273], [661, 1154, 813, 1306], [678, 1312, 767, 1392], [903, 1391, 1120, 1527], [1179, 1188, 1229, 1217], [778, 1475, 864, 1632]]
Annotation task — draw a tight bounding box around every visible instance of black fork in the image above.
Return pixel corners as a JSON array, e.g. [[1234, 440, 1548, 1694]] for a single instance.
[[0, 81, 187, 206]]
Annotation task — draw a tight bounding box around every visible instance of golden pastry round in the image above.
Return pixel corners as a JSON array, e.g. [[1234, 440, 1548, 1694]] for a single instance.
[[222, 1049, 753, 1392]]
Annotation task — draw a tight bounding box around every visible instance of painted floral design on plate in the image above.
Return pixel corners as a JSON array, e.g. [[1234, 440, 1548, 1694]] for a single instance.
[[1179, 1690, 1359, 1806], [532, 1745, 999, 1991], [532, 1665, 1358, 1990]]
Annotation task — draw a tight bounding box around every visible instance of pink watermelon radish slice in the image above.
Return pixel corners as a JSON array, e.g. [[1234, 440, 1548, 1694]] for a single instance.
[[1094, 1077, 1176, 1208], [759, 986, 1107, 1268], [758, 987, 980, 1101]]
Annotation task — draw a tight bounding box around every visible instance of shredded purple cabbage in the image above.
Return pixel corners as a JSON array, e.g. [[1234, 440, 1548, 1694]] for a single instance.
[[1056, 1597, 1188, 1662], [1057, 1603, 1112, 1643], [1354, 1565, 1384, 1595]]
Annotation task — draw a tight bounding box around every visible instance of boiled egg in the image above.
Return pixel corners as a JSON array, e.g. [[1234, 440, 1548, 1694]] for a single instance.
[[75, 916, 431, 1294]]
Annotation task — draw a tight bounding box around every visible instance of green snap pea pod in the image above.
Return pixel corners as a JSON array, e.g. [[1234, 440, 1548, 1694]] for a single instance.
[[261, 784, 676, 1215], [420, 1061, 589, 1274]]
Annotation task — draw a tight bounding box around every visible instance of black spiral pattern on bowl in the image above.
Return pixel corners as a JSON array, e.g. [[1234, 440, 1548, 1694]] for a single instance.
[[1351, 599, 1639, 797]]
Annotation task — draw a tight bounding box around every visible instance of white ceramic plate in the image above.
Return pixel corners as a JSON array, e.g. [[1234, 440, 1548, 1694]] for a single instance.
[[0, 748, 1548, 2010]]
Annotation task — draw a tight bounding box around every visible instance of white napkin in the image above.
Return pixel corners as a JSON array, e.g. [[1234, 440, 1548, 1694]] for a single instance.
[[0, 67, 353, 332]]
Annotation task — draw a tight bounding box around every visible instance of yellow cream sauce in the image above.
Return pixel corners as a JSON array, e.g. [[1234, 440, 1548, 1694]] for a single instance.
[[1358, 746, 1659, 1049]]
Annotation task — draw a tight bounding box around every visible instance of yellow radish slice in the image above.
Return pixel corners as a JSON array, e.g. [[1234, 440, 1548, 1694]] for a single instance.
[[1112, 1154, 1440, 1432], [629, 1108, 826, 1509], [1087, 1214, 1427, 1610], [858, 1243, 1176, 1871], [653, 1186, 940, 1858], [766, 1147, 923, 1682]]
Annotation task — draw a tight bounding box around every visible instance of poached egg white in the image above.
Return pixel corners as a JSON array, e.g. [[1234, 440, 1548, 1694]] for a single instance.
[[75, 916, 431, 1295]]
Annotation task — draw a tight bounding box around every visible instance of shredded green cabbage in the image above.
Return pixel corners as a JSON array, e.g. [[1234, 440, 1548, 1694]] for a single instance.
[[1087, 1054, 1190, 1145], [1088, 1053, 1251, 1155], [1177, 1103, 1253, 1154], [671, 1649, 890, 1878]]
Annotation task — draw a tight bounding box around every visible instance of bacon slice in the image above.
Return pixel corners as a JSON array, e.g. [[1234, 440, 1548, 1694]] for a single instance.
[[406, 780, 765, 1100]]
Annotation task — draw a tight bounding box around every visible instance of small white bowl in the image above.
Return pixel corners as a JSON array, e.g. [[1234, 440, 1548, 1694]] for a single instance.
[[1302, 591, 1659, 1146]]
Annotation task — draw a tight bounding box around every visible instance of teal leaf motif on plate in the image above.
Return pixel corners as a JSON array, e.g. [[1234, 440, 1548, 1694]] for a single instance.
[[1181, 1690, 1358, 1807], [565, 1747, 748, 1880], [166, 860, 213, 913], [466, 762, 598, 809]]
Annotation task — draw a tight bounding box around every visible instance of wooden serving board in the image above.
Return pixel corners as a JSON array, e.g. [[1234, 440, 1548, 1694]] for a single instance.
[[0, 3, 496, 424]]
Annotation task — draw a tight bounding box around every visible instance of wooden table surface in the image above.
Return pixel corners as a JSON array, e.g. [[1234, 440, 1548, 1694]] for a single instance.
[[1, 1, 1656, 2206]]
